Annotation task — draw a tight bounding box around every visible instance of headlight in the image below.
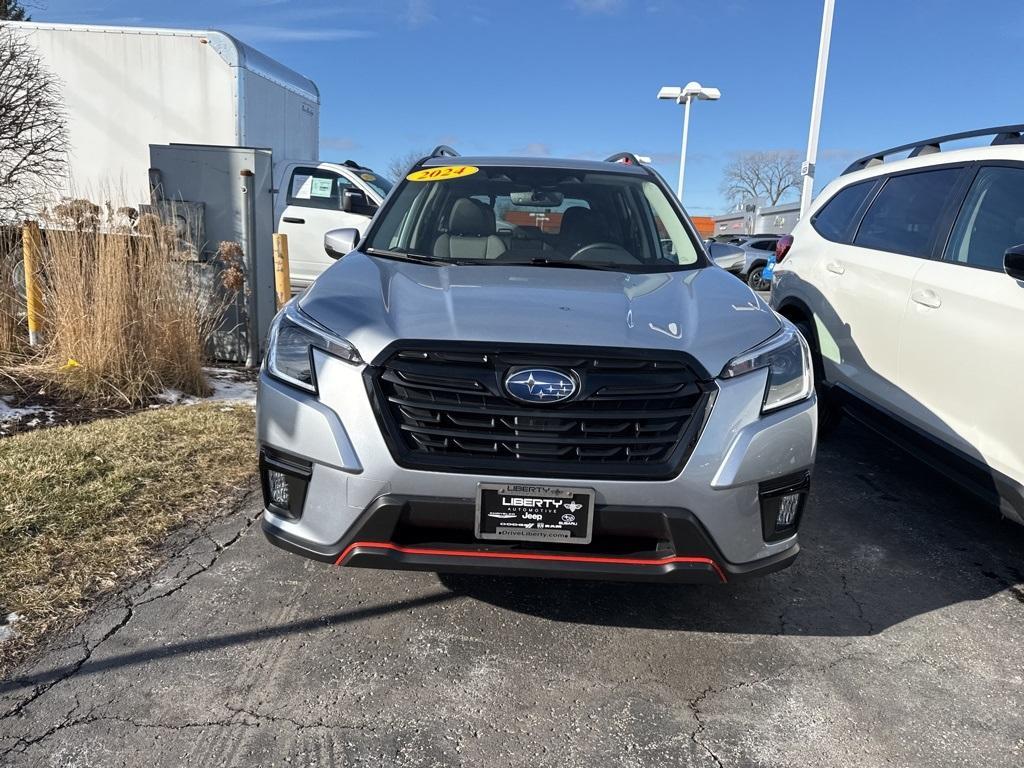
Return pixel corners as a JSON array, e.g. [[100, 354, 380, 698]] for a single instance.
[[266, 303, 362, 393], [720, 324, 813, 413]]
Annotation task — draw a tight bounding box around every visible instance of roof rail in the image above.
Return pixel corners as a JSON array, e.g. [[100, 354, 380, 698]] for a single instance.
[[430, 145, 460, 159], [605, 152, 644, 165], [842, 124, 1024, 175]]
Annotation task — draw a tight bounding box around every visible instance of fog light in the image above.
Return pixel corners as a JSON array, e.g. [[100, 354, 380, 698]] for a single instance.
[[267, 470, 290, 507], [777, 493, 801, 527], [759, 472, 810, 542], [260, 449, 311, 521]]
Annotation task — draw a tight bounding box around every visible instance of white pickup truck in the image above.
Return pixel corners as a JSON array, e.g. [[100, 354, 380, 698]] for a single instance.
[[7, 21, 387, 289], [274, 160, 391, 289]]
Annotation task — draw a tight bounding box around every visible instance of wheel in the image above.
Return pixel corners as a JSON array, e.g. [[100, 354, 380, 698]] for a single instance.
[[794, 318, 841, 436], [747, 264, 771, 292]]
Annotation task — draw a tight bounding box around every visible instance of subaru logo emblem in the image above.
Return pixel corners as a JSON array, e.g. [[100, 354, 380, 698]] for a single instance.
[[504, 368, 577, 404]]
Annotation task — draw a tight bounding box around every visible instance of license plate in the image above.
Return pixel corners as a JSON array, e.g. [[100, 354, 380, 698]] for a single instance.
[[475, 483, 595, 544]]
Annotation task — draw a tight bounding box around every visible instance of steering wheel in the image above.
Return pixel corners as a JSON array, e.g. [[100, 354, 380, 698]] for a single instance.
[[569, 242, 640, 263]]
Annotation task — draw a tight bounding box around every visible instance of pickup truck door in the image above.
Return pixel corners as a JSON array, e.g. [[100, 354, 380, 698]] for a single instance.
[[277, 165, 378, 290], [898, 163, 1024, 487]]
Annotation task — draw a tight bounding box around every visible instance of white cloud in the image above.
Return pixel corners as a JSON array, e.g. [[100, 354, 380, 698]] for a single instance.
[[571, 0, 626, 14], [404, 0, 437, 27]]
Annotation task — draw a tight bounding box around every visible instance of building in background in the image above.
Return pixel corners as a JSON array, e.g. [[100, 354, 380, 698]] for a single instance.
[[690, 216, 715, 238], [713, 201, 800, 237]]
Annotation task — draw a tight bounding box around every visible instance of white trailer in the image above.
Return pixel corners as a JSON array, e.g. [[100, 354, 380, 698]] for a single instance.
[[5, 22, 390, 288], [5, 21, 319, 202]]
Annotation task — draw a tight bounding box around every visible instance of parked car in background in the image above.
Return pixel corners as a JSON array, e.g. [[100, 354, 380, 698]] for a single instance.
[[706, 233, 781, 289], [732, 235, 781, 290], [771, 124, 1024, 526], [259, 148, 817, 584], [705, 240, 746, 275]]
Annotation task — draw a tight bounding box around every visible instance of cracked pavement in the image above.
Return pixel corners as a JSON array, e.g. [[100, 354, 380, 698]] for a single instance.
[[1, 419, 1023, 767]]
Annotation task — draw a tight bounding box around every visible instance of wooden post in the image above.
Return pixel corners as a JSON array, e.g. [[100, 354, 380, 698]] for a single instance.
[[22, 221, 44, 346], [272, 233, 291, 309]]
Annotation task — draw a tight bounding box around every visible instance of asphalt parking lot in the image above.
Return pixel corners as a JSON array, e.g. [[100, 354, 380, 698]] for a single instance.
[[2, 418, 1023, 768]]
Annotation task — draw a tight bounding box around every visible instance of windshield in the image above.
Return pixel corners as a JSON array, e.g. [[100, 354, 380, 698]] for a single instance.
[[354, 168, 393, 199], [363, 165, 702, 271]]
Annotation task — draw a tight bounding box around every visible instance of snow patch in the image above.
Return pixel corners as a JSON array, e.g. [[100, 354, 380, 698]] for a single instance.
[[155, 368, 256, 408], [0, 612, 21, 643], [0, 398, 43, 420], [206, 370, 257, 406], [0, 398, 55, 435]]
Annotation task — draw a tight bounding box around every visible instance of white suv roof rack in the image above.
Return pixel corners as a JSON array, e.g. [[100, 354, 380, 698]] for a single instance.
[[842, 124, 1024, 175]]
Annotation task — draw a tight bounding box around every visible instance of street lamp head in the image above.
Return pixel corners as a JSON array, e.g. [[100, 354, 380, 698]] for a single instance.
[[682, 81, 721, 101], [660, 83, 721, 103]]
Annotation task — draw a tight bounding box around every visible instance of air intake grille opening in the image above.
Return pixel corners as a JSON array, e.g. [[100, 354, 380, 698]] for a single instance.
[[367, 345, 715, 480]]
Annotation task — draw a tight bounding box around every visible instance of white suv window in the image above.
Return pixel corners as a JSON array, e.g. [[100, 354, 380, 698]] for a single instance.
[[812, 179, 878, 243], [853, 168, 962, 258], [945, 166, 1024, 271]]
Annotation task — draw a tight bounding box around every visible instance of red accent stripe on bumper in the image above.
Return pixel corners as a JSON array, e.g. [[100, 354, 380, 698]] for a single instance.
[[335, 541, 727, 583]]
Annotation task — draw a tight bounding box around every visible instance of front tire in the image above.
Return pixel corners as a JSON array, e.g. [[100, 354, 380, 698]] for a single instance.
[[747, 264, 771, 292], [795, 318, 841, 436]]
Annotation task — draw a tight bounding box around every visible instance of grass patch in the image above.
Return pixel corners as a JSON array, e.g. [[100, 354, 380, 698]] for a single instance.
[[0, 403, 256, 670]]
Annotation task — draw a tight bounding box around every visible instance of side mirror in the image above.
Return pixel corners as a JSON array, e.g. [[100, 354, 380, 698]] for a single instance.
[[341, 188, 373, 214], [1004, 244, 1024, 281], [324, 228, 359, 259]]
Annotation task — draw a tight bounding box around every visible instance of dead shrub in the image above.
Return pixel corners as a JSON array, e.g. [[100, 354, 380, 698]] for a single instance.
[[30, 199, 230, 404], [0, 229, 21, 360]]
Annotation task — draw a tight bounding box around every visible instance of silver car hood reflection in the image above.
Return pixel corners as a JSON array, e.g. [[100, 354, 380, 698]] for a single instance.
[[298, 252, 781, 376]]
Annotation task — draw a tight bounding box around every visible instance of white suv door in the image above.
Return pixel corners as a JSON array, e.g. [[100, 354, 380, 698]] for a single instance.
[[278, 166, 377, 289], [804, 168, 965, 412], [898, 163, 1024, 486], [831, 167, 966, 417]]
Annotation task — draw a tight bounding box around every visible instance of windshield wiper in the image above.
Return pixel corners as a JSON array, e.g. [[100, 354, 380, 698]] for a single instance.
[[502, 258, 625, 272], [365, 247, 449, 266]]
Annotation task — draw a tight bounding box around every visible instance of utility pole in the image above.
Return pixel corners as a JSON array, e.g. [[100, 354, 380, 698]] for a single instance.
[[800, 0, 836, 218], [677, 95, 693, 203]]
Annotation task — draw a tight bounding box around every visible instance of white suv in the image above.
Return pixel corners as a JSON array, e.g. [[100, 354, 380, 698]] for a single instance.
[[771, 125, 1024, 525]]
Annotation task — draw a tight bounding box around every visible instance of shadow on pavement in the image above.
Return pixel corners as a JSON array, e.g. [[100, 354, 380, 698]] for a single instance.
[[437, 419, 1024, 637], [5, 427, 1023, 699], [0, 591, 457, 696]]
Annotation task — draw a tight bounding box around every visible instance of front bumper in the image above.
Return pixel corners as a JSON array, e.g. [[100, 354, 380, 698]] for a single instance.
[[261, 494, 800, 583], [257, 350, 817, 580]]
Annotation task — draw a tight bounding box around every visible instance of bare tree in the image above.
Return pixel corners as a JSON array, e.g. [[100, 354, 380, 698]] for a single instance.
[[385, 149, 427, 183], [720, 150, 801, 208], [1, 1, 32, 21], [0, 27, 67, 223]]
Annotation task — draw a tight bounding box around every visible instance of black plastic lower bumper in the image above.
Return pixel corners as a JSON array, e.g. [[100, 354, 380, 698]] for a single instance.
[[261, 495, 799, 584]]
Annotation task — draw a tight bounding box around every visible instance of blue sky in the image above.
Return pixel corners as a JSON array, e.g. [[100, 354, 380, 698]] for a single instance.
[[32, 0, 1024, 214]]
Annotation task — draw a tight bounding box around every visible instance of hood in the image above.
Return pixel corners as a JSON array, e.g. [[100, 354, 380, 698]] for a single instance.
[[299, 253, 781, 377]]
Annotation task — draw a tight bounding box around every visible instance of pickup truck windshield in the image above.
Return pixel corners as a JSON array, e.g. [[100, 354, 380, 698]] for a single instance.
[[356, 169, 392, 199], [364, 165, 702, 271]]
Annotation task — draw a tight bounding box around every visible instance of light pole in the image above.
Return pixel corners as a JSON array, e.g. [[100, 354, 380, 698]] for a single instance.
[[799, 0, 835, 218], [657, 81, 721, 203]]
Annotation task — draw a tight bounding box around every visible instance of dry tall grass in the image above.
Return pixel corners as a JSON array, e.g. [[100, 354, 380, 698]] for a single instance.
[[32, 201, 227, 404], [0, 230, 20, 361]]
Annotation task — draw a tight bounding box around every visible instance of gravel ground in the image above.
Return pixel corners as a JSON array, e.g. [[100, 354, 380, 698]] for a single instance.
[[1, 418, 1022, 767]]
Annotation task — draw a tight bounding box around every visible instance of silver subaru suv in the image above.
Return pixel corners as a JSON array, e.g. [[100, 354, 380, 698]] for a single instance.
[[257, 149, 817, 583]]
